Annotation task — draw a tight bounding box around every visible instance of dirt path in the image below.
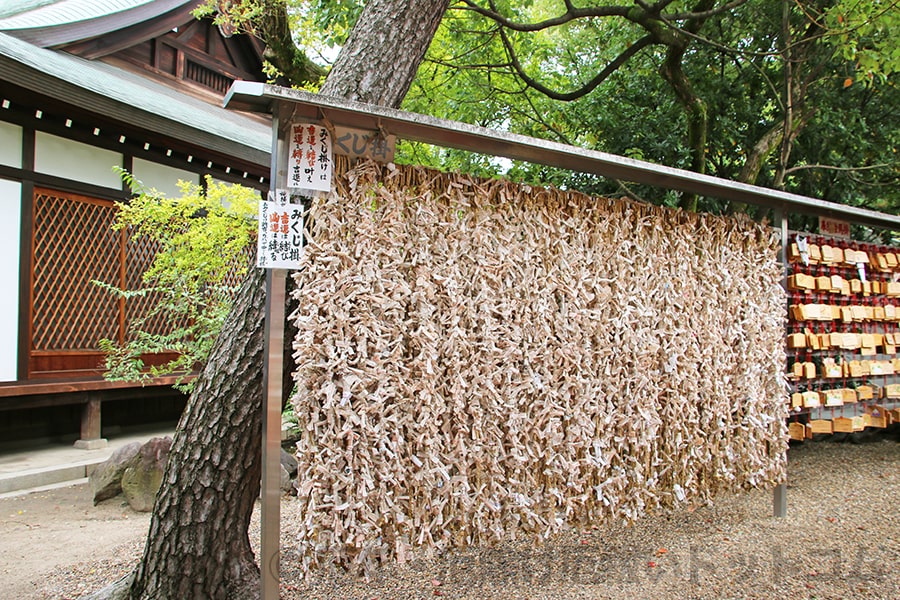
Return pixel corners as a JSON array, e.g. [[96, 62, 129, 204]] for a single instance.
[[0, 484, 150, 599], [3, 437, 899, 599]]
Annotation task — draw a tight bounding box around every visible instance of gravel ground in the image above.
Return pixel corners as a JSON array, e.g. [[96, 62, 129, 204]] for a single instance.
[[33, 432, 900, 599]]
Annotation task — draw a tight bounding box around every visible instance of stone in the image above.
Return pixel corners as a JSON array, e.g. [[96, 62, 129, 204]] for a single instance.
[[280, 448, 298, 477], [280, 463, 294, 495], [90, 441, 141, 505], [74, 438, 108, 450], [121, 436, 172, 512], [281, 422, 301, 444]]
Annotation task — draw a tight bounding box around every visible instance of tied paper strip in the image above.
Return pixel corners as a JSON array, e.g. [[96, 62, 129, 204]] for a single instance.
[[290, 160, 787, 577]]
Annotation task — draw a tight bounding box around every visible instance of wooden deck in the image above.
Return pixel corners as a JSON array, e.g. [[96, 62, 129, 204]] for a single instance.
[[0, 375, 191, 445]]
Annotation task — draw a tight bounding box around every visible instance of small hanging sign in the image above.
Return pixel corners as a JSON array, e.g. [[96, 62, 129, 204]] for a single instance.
[[288, 123, 333, 192], [257, 190, 304, 269], [333, 126, 396, 162], [818, 216, 850, 239]]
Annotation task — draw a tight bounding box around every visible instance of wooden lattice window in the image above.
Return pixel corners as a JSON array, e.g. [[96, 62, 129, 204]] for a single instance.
[[30, 189, 121, 377], [29, 188, 252, 379], [122, 228, 180, 341], [185, 59, 232, 94]]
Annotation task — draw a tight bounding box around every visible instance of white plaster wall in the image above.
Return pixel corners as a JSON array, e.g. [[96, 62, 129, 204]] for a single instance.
[[34, 132, 123, 189], [132, 157, 197, 199], [0, 178, 20, 381], [210, 177, 263, 211], [0, 121, 22, 168]]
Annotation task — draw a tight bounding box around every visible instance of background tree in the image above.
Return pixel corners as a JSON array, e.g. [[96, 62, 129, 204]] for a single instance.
[[403, 0, 899, 217], [198, 1, 898, 217]]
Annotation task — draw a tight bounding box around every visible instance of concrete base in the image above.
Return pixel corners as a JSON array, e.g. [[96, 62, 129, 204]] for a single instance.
[[0, 462, 97, 494], [0, 426, 173, 496], [74, 438, 108, 450]]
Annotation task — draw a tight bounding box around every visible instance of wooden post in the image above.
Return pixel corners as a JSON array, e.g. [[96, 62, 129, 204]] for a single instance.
[[74, 395, 107, 449], [262, 269, 285, 599]]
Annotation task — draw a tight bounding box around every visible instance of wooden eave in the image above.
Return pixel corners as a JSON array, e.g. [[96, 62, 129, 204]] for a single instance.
[[0, 32, 272, 173], [58, 2, 200, 59], [226, 82, 900, 231]]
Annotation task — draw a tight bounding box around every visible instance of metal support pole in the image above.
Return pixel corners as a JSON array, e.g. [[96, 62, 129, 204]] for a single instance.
[[261, 268, 286, 598], [773, 206, 788, 518], [260, 110, 285, 599]]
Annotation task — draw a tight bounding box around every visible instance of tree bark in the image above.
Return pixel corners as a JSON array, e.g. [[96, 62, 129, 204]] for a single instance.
[[320, 0, 449, 106], [128, 270, 268, 599], [86, 1, 450, 599]]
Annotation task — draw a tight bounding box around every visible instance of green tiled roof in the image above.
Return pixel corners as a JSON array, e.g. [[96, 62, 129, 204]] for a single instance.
[[0, 0, 194, 47], [0, 31, 270, 165], [0, 0, 155, 28], [0, 1, 58, 20]]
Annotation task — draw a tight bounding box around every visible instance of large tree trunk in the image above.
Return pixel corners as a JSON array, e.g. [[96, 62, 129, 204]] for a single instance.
[[129, 270, 268, 599], [319, 0, 448, 106], [87, 1, 449, 599]]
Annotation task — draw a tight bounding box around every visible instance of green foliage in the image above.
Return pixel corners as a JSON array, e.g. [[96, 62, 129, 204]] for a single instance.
[[824, 0, 900, 83], [192, 0, 271, 34], [399, 0, 899, 214], [293, 0, 364, 52], [97, 172, 258, 391]]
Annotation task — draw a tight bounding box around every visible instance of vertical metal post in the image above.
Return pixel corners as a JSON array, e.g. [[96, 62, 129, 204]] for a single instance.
[[261, 110, 285, 598], [773, 206, 788, 518], [262, 269, 286, 598]]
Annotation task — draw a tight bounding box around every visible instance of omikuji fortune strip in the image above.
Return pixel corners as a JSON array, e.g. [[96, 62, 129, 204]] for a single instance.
[[289, 160, 788, 576]]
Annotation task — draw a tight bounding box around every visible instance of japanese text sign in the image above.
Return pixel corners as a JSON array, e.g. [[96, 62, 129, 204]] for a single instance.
[[819, 216, 851, 239], [288, 123, 333, 192], [257, 190, 304, 269], [333, 126, 396, 162]]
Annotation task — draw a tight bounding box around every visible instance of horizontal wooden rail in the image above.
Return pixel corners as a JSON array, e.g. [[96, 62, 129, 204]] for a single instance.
[[0, 374, 193, 410], [0, 375, 190, 397]]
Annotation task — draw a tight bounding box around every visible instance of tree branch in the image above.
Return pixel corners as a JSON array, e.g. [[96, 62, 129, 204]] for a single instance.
[[666, 0, 750, 22], [783, 162, 895, 176], [457, 0, 631, 32], [512, 92, 573, 144], [498, 29, 655, 101]]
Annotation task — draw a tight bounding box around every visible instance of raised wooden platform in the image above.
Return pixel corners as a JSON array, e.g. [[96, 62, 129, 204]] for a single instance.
[[0, 376, 191, 446]]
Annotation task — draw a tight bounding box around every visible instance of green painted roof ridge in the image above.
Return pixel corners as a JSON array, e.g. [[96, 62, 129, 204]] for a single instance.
[[0, 0, 157, 30]]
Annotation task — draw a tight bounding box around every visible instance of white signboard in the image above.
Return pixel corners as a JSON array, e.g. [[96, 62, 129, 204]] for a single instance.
[[257, 190, 304, 269], [819, 216, 851, 239], [288, 123, 333, 192]]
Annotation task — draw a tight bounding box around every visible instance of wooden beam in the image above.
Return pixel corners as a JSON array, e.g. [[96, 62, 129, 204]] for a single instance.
[[60, 4, 197, 60], [0, 374, 193, 398], [225, 82, 900, 231]]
